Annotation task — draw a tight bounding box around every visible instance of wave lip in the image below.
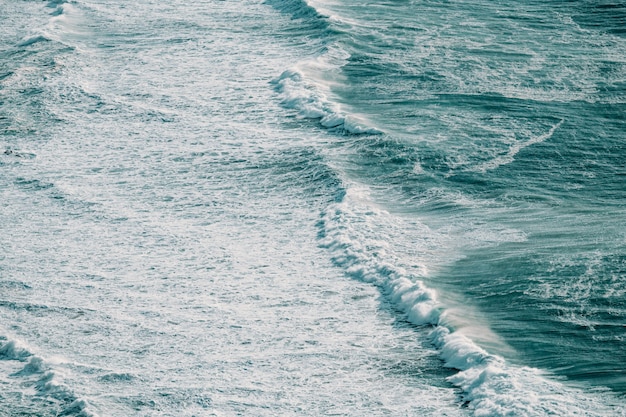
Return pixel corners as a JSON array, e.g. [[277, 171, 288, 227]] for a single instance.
[[17, 35, 53, 47], [272, 68, 382, 135]]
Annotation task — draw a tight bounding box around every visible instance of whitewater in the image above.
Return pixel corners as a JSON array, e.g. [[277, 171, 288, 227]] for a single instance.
[[1, 0, 625, 416]]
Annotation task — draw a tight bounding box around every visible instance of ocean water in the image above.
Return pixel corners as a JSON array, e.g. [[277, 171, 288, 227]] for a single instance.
[[1, 0, 625, 416]]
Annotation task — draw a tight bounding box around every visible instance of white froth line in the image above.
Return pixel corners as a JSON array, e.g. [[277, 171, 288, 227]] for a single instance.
[[475, 119, 564, 173]]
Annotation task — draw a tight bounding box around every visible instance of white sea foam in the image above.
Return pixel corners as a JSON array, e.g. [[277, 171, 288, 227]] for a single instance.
[[320, 184, 625, 417], [319, 186, 443, 326], [474, 119, 564, 173]]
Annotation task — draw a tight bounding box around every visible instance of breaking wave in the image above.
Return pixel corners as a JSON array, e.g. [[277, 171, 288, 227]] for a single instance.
[[272, 66, 383, 135], [319, 185, 625, 416], [0, 336, 96, 417]]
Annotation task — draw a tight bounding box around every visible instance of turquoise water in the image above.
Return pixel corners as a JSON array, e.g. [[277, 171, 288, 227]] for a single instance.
[[1, 0, 625, 416]]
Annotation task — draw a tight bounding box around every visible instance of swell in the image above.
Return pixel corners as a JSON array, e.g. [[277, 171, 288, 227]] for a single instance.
[[268, 3, 626, 413]]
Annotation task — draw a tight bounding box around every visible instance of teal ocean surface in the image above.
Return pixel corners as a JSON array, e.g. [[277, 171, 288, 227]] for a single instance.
[[1, 1, 625, 416]]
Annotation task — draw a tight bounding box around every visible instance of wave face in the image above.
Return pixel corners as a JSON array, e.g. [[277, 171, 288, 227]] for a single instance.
[[1, 0, 625, 416]]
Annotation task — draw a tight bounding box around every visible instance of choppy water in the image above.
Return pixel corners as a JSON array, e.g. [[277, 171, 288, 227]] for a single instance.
[[1, 1, 625, 416]]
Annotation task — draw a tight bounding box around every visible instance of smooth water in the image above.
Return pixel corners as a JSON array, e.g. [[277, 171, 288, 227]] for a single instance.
[[1, 0, 625, 416]]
